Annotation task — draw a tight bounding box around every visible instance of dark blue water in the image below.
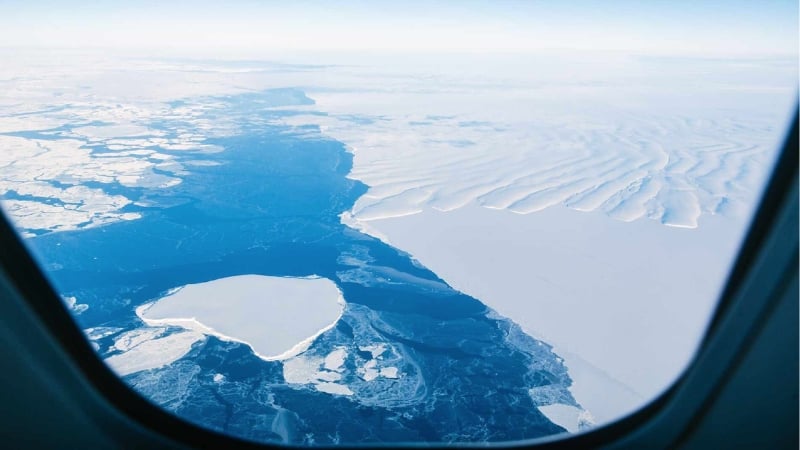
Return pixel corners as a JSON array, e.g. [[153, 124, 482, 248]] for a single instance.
[[21, 89, 577, 445]]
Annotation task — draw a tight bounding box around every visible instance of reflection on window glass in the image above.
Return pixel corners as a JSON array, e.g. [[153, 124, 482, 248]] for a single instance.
[[0, 0, 796, 446]]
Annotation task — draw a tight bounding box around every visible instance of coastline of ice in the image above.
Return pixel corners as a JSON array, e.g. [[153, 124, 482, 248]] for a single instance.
[[351, 203, 747, 424]]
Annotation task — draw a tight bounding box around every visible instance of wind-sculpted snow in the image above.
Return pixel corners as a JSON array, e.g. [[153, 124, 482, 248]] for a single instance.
[[310, 114, 775, 230], [268, 55, 793, 233]]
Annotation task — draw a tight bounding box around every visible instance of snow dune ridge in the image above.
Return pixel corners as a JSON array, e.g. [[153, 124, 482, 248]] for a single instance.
[[336, 115, 771, 230]]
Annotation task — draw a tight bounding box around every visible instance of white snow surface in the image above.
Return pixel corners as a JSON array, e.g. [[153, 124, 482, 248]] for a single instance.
[[111, 327, 167, 352], [138, 275, 345, 361], [315, 382, 354, 396]]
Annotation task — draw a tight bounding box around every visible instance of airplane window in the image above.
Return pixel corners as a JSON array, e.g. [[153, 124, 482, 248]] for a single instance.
[[0, 1, 796, 446]]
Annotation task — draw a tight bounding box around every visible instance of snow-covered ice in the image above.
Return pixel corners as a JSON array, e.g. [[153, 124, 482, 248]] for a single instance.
[[359, 203, 745, 423], [138, 274, 345, 361], [323, 348, 348, 371], [104, 330, 205, 376]]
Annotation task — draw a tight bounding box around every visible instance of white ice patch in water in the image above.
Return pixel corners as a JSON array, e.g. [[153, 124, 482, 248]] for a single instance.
[[111, 327, 167, 352], [138, 275, 345, 361], [104, 330, 205, 376], [282, 348, 352, 396], [84, 327, 123, 341], [324, 348, 347, 371], [0, 135, 181, 233], [380, 367, 399, 379], [62, 295, 89, 314], [315, 382, 354, 396], [356, 348, 402, 382], [358, 344, 386, 358], [538, 404, 595, 433]]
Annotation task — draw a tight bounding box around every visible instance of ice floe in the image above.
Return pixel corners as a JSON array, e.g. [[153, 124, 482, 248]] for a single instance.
[[62, 295, 88, 314], [283, 348, 353, 396], [138, 275, 345, 361], [104, 330, 205, 376]]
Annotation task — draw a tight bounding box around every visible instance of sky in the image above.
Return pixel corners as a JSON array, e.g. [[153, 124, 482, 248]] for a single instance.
[[0, 0, 797, 57]]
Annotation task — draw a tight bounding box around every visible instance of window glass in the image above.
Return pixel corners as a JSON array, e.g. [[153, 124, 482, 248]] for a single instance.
[[0, 1, 796, 445]]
